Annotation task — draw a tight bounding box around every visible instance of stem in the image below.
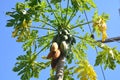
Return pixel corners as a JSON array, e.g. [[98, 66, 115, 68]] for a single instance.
[[39, 20, 57, 30], [65, 10, 77, 27], [36, 33, 55, 55], [31, 26, 56, 31], [46, 0, 60, 26], [60, 2, 63, 20], [70, 21, 92, 30], [55, 55, 65, 80], [37, 42, 51, 55], [41, 13, 58, 30], [65, 0, 69, 25], [39, 32, 55, 38], [33, 41, 37, 52], [74, 35, 97, 44]]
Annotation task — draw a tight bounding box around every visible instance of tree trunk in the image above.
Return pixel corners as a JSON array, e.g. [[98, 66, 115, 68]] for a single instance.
[[55, 55, 65, 80]]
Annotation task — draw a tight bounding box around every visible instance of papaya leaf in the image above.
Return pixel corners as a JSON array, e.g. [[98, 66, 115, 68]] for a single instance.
[[74, 60, 97, 80], [71, 0, 96, 11], [23, 30, 38, 51], [92, 10, 109, 41], [95, 45, 120, 70], [13, 51, 50, 80]]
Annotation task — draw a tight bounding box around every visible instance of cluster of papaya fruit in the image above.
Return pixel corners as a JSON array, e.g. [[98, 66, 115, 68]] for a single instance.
[[47, 29, 76, 69]]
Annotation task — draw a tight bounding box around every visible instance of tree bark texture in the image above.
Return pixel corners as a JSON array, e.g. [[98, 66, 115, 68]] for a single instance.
[[55, 55, 65, 80]]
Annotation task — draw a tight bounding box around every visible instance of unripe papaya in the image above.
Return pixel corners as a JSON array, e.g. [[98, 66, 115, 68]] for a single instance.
[[60, 41, 68, 53]]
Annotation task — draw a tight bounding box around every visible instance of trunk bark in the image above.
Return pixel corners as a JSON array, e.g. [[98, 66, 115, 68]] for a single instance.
[[55, 55, 65, 80]]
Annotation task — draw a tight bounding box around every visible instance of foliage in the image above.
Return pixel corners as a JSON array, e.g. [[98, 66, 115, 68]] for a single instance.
[[72, 42, 97, 80], [95, 43, 120, 70], [13, 50, 50, 80], [92, 10, 109, 42], [71, 0, 96, 11], [74, 60, 97, 80], [6, 0, 120, 80]]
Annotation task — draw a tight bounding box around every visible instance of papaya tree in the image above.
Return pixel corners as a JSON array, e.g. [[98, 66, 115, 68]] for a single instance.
[[6, 0, 120, 80]]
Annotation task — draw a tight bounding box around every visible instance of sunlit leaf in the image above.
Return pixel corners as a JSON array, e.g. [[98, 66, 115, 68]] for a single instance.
[[71, 0, 96, 11], [74, 60, 97, 80], [13, 50, 50, 80], [95, 45, 120, 70], [92, 11, 109, 42]]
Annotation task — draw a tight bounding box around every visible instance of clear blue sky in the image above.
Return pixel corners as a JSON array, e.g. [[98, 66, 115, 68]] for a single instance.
[[0, 0, 120, 80]]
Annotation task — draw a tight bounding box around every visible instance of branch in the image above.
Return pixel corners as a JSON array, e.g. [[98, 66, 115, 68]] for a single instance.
[[97, 36, 120, 43]]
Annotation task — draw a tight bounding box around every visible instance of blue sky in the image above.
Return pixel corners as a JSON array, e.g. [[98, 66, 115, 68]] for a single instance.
[[0, 0, 120, 80]]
